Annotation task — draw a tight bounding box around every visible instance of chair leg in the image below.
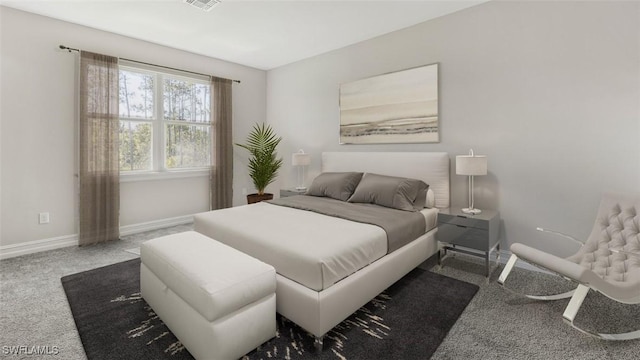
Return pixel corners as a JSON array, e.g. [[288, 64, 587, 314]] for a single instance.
[[562, 284, 640, 340], [498, 254, 576, 301], [497, 254, 518, 285], [562, 284, 589, 325]]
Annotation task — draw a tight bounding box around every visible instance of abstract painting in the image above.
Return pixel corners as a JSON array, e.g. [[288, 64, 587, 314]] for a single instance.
[[339, 63, 439, 144]]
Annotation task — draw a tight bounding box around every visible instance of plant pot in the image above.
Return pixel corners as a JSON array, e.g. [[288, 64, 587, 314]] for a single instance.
[[247, 193, 274, 204]]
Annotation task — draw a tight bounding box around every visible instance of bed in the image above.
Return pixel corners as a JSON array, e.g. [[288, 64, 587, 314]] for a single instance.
[[193, 152, 450, 347]]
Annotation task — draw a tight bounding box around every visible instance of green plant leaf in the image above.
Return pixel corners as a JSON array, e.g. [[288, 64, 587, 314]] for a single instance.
[[235, 123, 283, 195]]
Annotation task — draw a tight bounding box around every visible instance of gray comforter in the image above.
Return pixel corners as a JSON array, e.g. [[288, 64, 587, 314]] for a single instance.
[[268, 195, 426, 253]]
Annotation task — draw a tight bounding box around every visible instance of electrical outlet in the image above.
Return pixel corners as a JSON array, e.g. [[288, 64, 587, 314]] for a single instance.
[[39, 212, 50, 224]]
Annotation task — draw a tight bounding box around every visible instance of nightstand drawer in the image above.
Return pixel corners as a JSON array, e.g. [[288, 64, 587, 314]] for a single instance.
[[437, 223, 490, 251], [439, 215, 489, 230]]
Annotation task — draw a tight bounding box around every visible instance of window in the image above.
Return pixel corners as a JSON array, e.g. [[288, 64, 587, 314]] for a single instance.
[[118, 64, 211, 174]]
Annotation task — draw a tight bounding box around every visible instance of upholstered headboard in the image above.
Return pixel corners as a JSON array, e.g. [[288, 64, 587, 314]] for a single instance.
[[322, 152, 450, 208]]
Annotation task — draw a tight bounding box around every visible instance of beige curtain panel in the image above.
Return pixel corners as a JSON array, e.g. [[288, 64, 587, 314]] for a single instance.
[[79, 51, 120, 246], [210, 76, 233, 210]]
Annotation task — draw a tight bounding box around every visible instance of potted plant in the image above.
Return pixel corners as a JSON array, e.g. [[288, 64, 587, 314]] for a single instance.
[[236, 123, 283, 204]]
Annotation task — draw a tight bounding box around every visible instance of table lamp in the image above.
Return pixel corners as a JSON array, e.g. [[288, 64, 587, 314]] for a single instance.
[[292, 149, 311, 191], [456, 149, 487, 215]]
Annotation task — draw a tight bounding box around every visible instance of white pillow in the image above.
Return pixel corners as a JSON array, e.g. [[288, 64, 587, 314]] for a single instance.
[[425, 188, 435, 208]]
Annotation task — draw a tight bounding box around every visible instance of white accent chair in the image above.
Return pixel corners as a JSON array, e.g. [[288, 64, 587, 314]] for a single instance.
[[498, 193, 640, 340]]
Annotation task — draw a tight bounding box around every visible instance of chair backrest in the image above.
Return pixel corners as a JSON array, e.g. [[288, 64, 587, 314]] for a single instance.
[[568, 193, 640, 284]]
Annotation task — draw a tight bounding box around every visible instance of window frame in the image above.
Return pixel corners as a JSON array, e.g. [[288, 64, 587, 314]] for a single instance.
[[118, 62, 212, 181]]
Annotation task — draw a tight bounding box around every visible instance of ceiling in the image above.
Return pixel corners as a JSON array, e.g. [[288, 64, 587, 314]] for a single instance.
[[1, 0, 488, 70]]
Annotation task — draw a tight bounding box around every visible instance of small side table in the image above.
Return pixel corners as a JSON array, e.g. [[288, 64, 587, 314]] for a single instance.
[[280, 189, 306, 198], [437, 207, 500, 277]]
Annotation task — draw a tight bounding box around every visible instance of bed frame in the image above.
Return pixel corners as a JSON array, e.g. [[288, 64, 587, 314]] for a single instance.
[[194, 152, 450, 349], [274, 152, 450, 348]]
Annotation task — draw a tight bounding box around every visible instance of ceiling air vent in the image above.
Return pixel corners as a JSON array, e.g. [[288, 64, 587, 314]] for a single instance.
[[183, 0, 221, 12]]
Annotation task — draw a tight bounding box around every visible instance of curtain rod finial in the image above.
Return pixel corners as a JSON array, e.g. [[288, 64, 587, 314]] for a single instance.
[[59, 45, 77, 53]]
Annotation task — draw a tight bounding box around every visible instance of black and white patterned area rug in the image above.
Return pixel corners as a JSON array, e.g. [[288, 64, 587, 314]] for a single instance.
[[62, 258, 478, 360]]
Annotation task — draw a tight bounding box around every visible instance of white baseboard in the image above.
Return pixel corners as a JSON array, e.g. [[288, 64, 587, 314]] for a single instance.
[[494, 249, 553, 275], [0, 234, 79, 260], [495, 249, 553, 274], [443, 247, 552, 275], [119, 215, 193, 237], [0, 215, 193, 260]]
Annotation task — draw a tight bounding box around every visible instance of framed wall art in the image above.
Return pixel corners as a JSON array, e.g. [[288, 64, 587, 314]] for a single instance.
[[339, 63, 439, 144]]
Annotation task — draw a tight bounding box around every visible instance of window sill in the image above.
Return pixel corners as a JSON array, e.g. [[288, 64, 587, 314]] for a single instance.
[[120, 169, 209, 183]]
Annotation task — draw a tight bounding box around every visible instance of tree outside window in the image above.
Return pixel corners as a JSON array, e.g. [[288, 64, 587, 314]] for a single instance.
[[118, 66, 211, 173]]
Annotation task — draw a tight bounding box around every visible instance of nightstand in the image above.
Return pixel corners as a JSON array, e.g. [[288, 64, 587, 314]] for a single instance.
[[280, 189, 306, 198], [437, 208, 500, 277]]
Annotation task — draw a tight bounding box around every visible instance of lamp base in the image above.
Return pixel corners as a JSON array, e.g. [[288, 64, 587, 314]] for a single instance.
[[462, 208, 482, 215]]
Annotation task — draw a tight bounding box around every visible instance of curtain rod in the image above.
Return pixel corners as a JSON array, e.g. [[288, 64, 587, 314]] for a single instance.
[[59, 45, 241, 84]]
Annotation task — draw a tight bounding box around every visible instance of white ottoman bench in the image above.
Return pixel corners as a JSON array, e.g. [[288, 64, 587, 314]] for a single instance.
[[140, 231, 276, 360]]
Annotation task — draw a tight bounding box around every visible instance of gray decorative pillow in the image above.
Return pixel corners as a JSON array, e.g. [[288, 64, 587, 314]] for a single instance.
[[305, 172, 364, 201], [348, 173, 429, 211]]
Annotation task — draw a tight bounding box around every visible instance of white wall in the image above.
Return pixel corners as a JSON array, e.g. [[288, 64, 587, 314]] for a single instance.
[[0, 7, 266, 247], [267, 1, 640, 256]]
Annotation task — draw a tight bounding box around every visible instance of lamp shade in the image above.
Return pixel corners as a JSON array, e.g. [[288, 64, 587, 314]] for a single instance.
[[456, 154, 487, 176], [292, 151, 311, 166]]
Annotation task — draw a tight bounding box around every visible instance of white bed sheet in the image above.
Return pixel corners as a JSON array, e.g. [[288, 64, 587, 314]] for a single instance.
[[193, 203, 437, 292]]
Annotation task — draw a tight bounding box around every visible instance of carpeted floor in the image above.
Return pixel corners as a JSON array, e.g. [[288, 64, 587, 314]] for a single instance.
[[1, 224, 639, 359]]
